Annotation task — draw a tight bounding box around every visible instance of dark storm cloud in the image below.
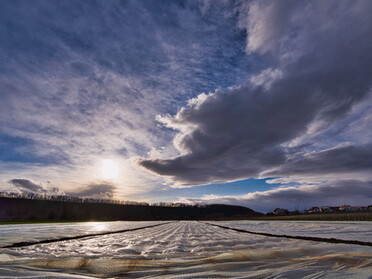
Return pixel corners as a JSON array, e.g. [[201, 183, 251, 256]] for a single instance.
[[265, 144, 372, 177], [67, 183, 116, 199], [181, 180, 372, 212], [139, 0, 372, 186], [9, 179, 47, 193]]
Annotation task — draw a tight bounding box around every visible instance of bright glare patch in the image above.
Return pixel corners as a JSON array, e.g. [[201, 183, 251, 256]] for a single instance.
[[101, 159, 119, 180], [88, 222, 108, 232]]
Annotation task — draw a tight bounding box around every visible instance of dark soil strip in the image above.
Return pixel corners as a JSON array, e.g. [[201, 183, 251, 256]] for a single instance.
[[2, 222, 174, 248], [205, 222, 372, 247]]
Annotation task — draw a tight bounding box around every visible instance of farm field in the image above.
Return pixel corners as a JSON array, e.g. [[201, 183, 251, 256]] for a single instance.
[[0, 221, 371, 278], [0, 221, 168, 248], [210, 220, 372, 242]]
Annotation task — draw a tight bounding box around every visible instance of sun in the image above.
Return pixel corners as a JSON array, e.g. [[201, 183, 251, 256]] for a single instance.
[[100, 159, 119, 180]]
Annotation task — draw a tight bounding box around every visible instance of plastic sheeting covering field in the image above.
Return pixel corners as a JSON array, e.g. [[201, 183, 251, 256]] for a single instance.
[[0, 221, 167, 247], [0, 221, 372, 278], [210, 220, 372, 243]]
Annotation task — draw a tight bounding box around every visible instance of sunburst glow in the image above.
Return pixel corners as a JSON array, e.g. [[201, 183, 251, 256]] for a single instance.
[[100, 159, 119, 180]]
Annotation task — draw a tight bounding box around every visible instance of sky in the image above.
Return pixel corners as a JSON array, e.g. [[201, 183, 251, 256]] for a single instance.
[[0, 0, 371, 212]]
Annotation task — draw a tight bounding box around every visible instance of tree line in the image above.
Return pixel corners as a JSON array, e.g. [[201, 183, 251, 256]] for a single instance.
[[0, 196, 262, 222]]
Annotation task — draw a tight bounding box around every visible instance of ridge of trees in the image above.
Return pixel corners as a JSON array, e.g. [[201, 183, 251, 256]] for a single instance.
[[0, 195, 262, 222]]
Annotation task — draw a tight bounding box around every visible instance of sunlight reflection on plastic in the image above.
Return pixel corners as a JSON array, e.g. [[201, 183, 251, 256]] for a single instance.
[[88, 222, 108, 232]]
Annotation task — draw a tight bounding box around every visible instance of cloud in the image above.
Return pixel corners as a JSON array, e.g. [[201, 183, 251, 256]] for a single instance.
[[250, 68, 283, 90], [264, 144, 372, 177], [66, 182, 116, 199], [139, 0, 372, 187], [8, 178, 114, 199], [9, 178, 47, 193], [8, 178, 65, 195], [179, 180, 372, 212], [242, 0, 299, 54]]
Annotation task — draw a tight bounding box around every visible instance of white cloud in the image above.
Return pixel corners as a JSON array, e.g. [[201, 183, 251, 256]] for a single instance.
[[243, 0, 299, 54], [250, 68, 283, 89]]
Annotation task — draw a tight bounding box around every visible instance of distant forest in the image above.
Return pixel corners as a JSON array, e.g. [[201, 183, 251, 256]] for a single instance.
[[0, 197, 262, 222]]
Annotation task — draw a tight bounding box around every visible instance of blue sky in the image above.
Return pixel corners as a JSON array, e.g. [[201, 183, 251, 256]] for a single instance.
[[0, 0, 372, 212]]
